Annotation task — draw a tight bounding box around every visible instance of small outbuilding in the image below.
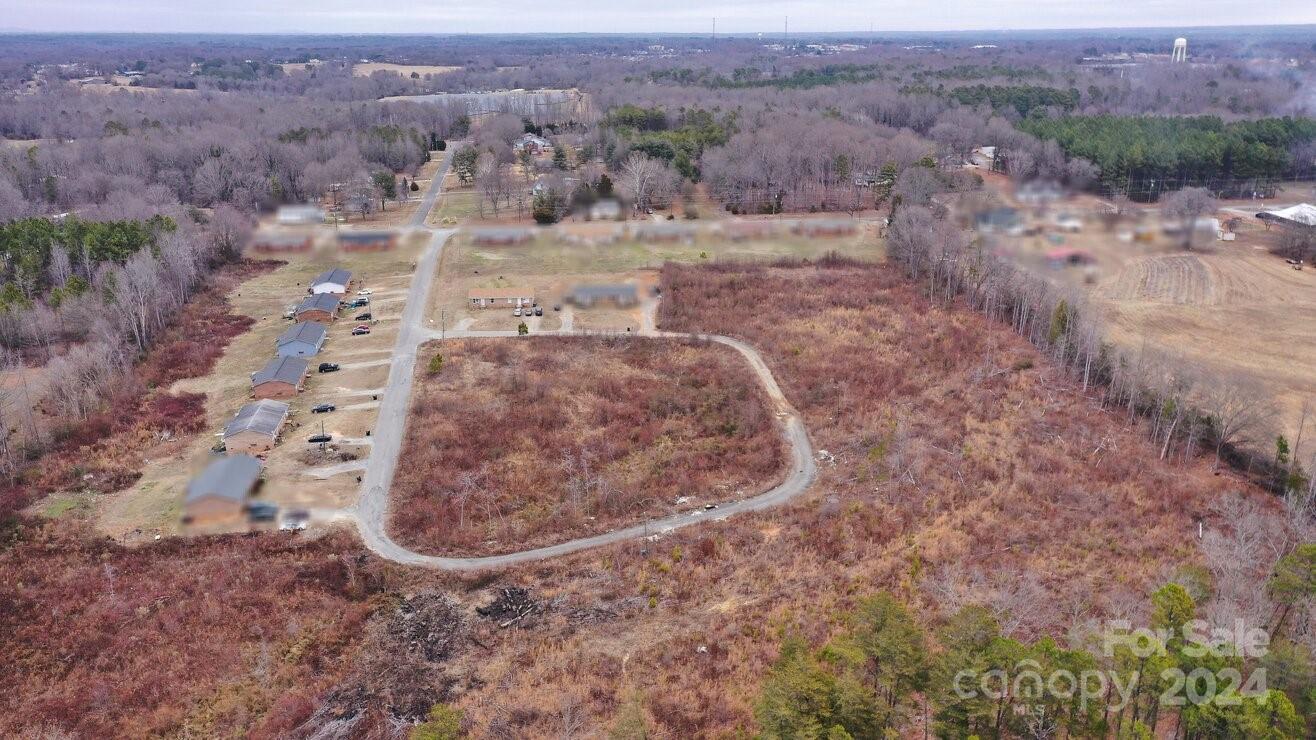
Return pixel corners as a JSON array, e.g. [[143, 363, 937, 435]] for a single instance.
[[223, 399, 290, 455], [568, 283, 639, 308], [310, 267, 352, 295], [294, 293, 341, 324], [183, 454, 263, 527], [251, 356, 309, 399], [589, 199, 623, 221], [468, 287, 535, 309], [277, 321, 327, 357]]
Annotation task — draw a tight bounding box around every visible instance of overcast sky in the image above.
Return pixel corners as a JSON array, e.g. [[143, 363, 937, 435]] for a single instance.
[[3, 0, 1315, 35]]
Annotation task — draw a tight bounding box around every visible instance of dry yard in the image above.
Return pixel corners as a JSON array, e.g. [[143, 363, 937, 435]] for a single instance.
[[93, 230, 429, 540], [1007, 210, 1316, 457], [390, 337, 786, 555], [429, 225, 881, 333]]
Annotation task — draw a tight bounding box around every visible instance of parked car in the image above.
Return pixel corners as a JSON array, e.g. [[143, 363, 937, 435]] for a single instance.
[[307, 434, 332, 444], [354, 311, 372, 321], [318, 362, 339, 373], [279, 509, 310, 531], [553, 304, 561, 311], [312, 403, 336, 414], [513, 307, 522, 317], [356, 289, 372, 296], [352, 325, 370, 335], [247, 501, 279, 522], [534, 306, 543, 316], [350, 297, 369, 307]]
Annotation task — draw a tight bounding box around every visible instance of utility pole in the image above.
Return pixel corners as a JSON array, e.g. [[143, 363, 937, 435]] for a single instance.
[[440, 308, 446, 342]]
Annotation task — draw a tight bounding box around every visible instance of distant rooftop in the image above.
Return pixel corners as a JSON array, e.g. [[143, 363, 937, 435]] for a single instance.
[[312, 267, 352, 286]]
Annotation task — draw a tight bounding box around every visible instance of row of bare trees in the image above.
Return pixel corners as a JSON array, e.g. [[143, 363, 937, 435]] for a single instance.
[[889, 204, 1314, 495]]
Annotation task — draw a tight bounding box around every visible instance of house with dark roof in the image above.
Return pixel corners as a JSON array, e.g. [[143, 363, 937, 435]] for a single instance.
[[251, 356, 309, 399], [310, 267, 352, 295], [276, 321, 327, 358], [631, 222, 696, 243], [183, 455, 263, 527], [294, 293, 341, 324], [249, 231, 313, 254], [337, 231, 397, 252], [223, 399, 290, 455]]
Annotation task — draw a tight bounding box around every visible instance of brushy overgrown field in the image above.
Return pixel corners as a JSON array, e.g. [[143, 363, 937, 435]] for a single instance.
[[3, 260, 1284, 737], [391, 336, 786, 555], [422, 259, 1280, 736]]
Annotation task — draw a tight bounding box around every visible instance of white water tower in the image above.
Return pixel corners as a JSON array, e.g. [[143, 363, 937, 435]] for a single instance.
[[1172, 37, 1187, 63]]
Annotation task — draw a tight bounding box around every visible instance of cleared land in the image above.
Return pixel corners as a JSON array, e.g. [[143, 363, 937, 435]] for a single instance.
[[390, 337, 786, 555], [429, 225, 881, 333], [1010, 210, 1316, 457], [352, 62, 462, 77], [424, 259, 1282, 736]]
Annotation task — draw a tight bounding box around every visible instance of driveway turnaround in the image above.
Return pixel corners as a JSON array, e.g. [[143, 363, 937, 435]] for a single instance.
[[346, 148, 818, 570]]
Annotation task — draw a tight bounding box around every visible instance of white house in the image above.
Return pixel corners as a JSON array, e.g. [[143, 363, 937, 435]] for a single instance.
[[309, 267, 352, 296]]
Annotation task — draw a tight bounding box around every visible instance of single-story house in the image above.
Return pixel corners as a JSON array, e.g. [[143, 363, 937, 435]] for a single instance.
[[514, 133, 552, 154], [183, 454, 263, 527], [310, 267, 352, 295], [223, 399, 290, 455], [1016, 180, 1065, 207], [338, 231, 398, 252], [251, 356, 310, 399], [277, 205, 325, 225], [294, 293, 341, 324], [975, 207, 1024, 235], [471, 228, 535, 246], [632, 222, 696, 243], [793, 218, 857, 238], [277, 321, 327, 357], [468, 287, 535, 309], [249, 231, 313, 254], [589, 199, 623, 221], [568, 283, 638, 308]]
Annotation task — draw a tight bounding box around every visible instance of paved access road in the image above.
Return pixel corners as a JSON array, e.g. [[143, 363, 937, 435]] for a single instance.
[[347, 147, 818, 570]]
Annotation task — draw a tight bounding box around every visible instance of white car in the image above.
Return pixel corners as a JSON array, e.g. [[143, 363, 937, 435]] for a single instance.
[[513, 307, 523, 317], [356, 289, 372, 296]]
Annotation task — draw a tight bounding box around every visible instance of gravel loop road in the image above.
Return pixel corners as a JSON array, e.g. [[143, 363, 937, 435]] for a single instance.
[[346, 148, 818, 570]]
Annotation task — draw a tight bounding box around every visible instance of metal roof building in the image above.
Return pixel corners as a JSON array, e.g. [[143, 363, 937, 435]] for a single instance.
[[310, 267, 352, 294], [223, 399, 290, 454], [295, 293, 342, 322], [276, 321, 327, 357], [186, 454, 263, 505], [250, 356, 309, 399]]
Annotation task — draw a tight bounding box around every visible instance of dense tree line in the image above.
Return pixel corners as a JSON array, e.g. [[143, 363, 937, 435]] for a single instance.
[[1017, 115, 1316, 198]]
